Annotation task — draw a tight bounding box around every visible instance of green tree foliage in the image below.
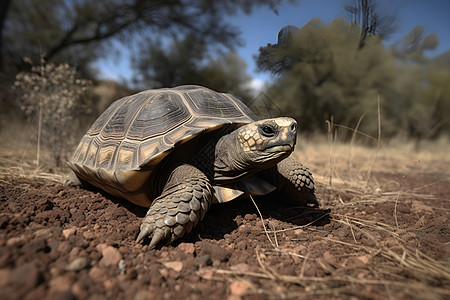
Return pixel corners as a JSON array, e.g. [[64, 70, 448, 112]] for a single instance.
[[134, 35, 252, 100], [2, 0, 288, 77], [256, 18, 450, 139], [393, 26, 439, 62], [259, 18, 396, 134]]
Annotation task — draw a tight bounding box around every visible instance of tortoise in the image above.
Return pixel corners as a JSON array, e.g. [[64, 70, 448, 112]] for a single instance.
[[68, 85, 317, 248]]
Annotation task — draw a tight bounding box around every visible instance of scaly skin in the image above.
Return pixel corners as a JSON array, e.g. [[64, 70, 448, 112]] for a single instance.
[[136, 164, 213, 248], [136, 118, 317, 248], [264, 156, 318, 207]]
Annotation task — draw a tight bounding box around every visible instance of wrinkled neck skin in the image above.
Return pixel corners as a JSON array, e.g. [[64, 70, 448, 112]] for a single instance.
[[213, 129, 290, 183]]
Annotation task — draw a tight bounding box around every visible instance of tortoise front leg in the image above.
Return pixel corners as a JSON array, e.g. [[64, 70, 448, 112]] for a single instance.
[[136, 164, 213, 249], [263, 156, 318, 207]]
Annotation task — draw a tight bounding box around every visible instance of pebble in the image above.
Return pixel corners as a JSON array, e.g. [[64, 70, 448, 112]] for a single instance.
[[162, 261, 183, 272], [323, 251, 337, 265], [199, 242, 229, 262], [66, 257, 90, 272], [99, 246, 122, 267], [229, 280, 252, 296], [118, 259, 126, 275], [178, 242, 195, 254], [195, 255, 211, 267], [48, 275, 73, 292], [88, 266, 107, 282], [9, 262, 42, 291], [34, 228, 52, 238], [57, 241, 72, 255], [6, 236, 25, 247], [62, 228, 77, 239], [82, 230, 95, 240], [357, 254, 371, 264]]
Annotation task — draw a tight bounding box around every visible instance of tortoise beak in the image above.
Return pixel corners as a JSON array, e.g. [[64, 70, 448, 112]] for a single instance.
[[266, 144, 294, 153]]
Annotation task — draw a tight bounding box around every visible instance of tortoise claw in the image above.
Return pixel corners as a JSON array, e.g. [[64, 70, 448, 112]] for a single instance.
[[148, 229, 170, 249], [136, 221, 172, 249], [136, 223, 153, 244]]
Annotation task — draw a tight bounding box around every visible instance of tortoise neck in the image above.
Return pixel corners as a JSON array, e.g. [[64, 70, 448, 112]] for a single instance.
[[213, 130, 254, 183]]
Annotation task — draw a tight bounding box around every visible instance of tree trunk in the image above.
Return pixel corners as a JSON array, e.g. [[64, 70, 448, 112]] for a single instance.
[[0, 0, 11, 72]]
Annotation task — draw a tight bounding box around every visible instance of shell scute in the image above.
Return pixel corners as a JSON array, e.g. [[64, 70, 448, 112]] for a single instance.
[[69, 85, 255, 207]]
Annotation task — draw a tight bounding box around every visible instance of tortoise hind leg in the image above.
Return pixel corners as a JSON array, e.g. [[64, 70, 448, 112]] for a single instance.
[[136, 164, 213, 248], [263, 156, 319, 207]]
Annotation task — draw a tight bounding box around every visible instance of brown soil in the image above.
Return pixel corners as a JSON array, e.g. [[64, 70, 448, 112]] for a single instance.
[[0, 168, 449, 299]]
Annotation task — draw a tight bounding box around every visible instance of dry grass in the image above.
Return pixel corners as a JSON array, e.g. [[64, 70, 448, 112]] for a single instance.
[[1, 118, 449, 299], [199, 135, 450, 299], [0, 121, 69, 185]]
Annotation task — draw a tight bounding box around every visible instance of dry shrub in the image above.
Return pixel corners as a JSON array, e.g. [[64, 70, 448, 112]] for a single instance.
[[13, 57, 91, 166]]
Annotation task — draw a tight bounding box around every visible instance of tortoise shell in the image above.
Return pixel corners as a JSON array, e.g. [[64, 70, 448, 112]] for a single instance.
[[68, 85, 256, 206]]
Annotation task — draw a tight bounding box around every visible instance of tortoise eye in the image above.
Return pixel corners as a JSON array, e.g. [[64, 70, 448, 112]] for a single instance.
[[260, 125, 276, 137]]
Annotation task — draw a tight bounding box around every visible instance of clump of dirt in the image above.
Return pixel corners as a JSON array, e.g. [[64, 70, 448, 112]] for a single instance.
[[0, 168, 449, 299]]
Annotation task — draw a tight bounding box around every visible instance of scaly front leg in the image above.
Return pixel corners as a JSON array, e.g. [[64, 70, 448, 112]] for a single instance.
[[263, 156, 318, 207], [136, 164, 213, 248]]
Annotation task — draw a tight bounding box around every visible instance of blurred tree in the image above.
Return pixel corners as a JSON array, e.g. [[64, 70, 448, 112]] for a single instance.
[[393, 26, 439, 63], [344, 0, 396, 47], [0, 0, 11, 72], [256, 0, 396, 75], [431, 50, 450, 70], [257, 18, 450, 139], [134, 34, 252, 100], [1, 0, 291, 77], [257, 18, 398, 136]]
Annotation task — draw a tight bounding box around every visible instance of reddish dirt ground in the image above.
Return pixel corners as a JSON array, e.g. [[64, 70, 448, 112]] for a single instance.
[[0, 169, 449, 299]]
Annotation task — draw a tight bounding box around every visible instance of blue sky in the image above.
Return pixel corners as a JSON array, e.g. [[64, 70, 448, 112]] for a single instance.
[[95, 0, 450, 90]]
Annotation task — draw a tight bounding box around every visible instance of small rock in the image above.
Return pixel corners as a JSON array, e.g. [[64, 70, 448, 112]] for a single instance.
[[244, 214, 257, 221], [303, 264, 316, 277], [345, 256, 366, 268], [9, 263, 42, 291], [6, 236, 24, 247], [96, 243, 108, 253], [199, 271, 214, 280], [323, 251, 337, 265], [57, 190, 67, 198], [62, 228, 77, 239], [199, 242, 229, 262], [357, 254, 371, 264], [89, 266, 107, 282], [99, 246, 122, 267], [82, 230, 95, 240], [49, 275, 73, 292], [162, 261, 183, 272], [178, 242, 195, 254], [26, 238, 48, 253], [34, 228, 52, 238], [195, 255, 211, 267], [37, 199, 54, 211], [66, 257, 89, 272], [396, 203, 411, 214], [229, 280, 251, 296], [57, 241, 72, 255], [118, 259, 126, 275]]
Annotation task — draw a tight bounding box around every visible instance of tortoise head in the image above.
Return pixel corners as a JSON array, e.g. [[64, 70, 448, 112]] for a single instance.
[[214, 117, 297, 182]]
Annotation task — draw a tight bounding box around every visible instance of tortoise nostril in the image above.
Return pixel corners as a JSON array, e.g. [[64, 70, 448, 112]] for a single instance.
[[290, 123, 297, 132]]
